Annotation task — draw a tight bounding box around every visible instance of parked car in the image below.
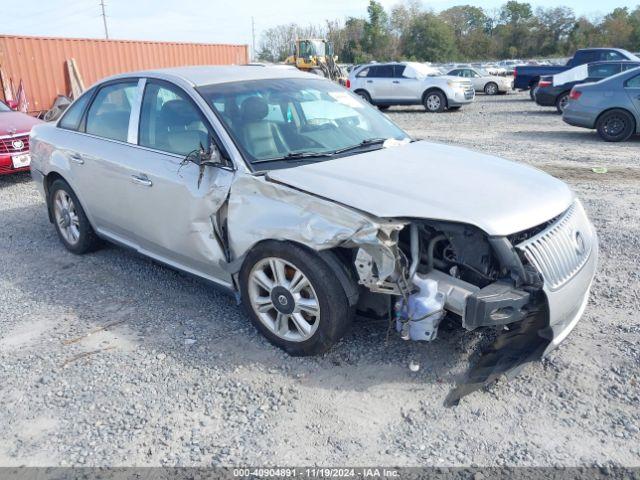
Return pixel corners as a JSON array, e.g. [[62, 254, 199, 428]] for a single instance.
[[563, 66, 640, 142], [535, 61, 640, 113], [514, 48, 640, 99], [31, 66, 597, 359], [0, 100, 43, 175], [447, 67, 512, 95], [347, 62, 475, 112]]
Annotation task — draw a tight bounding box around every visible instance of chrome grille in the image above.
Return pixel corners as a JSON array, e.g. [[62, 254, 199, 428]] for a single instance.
[[516, 201, 594, 291], [0, 134, 30, 154]]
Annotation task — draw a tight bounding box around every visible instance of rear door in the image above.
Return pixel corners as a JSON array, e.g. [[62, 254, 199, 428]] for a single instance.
[[64, 79, 142, 243], [366, 65, 395, 101], [393, 64, 419, 101], [127, 79, 234, 283]]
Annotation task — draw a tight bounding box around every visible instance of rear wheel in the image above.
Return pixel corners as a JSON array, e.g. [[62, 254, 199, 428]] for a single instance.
[[240, 241, 352, 356], [596, 109, 635, 142], [49, 179, 100, 254], [423, 91, 446, 113], [484, 82, 499, 95], [356, 90, 372, 104], [555, 92, 569, 114]]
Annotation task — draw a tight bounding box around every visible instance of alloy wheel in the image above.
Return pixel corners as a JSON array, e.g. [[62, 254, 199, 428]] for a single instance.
[[426, 94, 441, 111], [485, 83, 498, 95], [248, 257, 320, 342], [602, 115, 626, 137], [53, 190, 81, 246]]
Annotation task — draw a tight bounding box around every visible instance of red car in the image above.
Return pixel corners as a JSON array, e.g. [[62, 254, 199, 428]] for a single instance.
[[0, 100, 43, 175]]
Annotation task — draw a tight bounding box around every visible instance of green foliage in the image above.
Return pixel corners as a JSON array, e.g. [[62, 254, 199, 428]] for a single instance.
[[259, 1, 640, 63]]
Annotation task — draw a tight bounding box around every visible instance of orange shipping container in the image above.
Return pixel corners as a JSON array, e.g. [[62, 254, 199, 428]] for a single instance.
[[0, 34, 249, 113]]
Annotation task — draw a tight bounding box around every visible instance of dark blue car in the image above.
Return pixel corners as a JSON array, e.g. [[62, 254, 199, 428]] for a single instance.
[[535, 61, 640, 113]]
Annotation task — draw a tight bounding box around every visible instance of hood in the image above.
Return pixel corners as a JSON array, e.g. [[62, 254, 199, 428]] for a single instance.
[[266, 141, 573, 236], [0, 111, 43, 137]]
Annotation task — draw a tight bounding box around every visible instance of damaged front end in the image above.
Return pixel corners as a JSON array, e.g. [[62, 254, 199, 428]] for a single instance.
[[349, 201, 597, 404]]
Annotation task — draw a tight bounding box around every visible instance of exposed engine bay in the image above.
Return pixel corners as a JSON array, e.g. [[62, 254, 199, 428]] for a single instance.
[[353, 219, 554, 403], [355, 219, 546, 337]]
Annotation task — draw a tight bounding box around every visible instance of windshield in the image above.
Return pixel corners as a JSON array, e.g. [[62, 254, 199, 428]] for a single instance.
[[0, 101, 10, 112], [198, 78, 409, 169], [476, 68, 490, 76]]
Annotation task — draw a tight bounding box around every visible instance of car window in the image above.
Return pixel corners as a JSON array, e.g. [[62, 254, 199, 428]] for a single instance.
[[369, 65, 393, 78], [588, 64, 622, 78], [0, 100, 11, 112], [199, 78, 408, 168], [85, 82, 137, 142], [356, 67, 369, 78], [625, 74, 640, 88], [449, 69, 462, 77], [602, 51, 625, 61], [621, 63, 640, 71], [468, 70, 480, 78], [58, 90, 93, 130], [393, 65, 406, 78], [139, 81, 211, 156]]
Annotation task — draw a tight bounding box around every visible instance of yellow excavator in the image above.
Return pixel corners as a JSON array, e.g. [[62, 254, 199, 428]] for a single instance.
[[284, 39, 346, 84]]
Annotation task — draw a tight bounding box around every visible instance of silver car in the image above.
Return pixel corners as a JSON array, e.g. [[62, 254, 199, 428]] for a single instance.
[[348, 62, 475, 112], [447, 67, 512, 95], [563, 66, 640, 141], [30, 66, 597, 361]]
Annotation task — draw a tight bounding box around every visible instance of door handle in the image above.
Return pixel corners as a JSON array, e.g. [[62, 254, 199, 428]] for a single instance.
[[366, 80, 373, 83], [69, 153, 84, 165], [130, 175, 153, 187], [392, 80, 400, 84]]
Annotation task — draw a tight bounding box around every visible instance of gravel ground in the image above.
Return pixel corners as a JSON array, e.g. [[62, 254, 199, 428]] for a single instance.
[[1, 92, 639, 468]]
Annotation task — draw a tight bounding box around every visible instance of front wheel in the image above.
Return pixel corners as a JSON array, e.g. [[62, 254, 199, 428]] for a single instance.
[[423, 91, 446, 113], [240, 242, 352, 356], [596, 109, 635, 142]]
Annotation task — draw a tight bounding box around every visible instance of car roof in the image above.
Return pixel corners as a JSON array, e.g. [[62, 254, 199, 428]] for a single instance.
[[587, 60, 640, 65], [105, 65, 313, 87]]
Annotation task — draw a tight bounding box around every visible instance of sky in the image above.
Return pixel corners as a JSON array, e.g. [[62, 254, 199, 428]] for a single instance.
[[1, 0, 636, 52]]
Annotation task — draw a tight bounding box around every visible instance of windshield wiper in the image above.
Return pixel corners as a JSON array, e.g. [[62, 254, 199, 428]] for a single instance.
[[332, 138, 388, 155], [252, 151, 334, 164]]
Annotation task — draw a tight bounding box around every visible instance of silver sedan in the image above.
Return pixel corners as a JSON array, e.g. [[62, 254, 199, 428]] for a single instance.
[[447, 67, 513, 95], [30, 66, 596, 363]]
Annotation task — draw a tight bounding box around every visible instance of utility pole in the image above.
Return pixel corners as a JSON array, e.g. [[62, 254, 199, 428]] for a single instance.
[[251, 16, 256, 61], [100, 0, 110, 39]]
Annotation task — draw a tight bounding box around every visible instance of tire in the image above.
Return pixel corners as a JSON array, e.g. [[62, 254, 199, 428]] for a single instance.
[[555, 92, 569, 114], [484, 82, 499, 95], [529, 83, 538, 101], [596, 109, 636, 142], [355, 90, 372, 104], [239, 241, 352, 356], [423, 90, 446, 113], [378, 105, 390, 111], [448, 106, 461, 111], [48, 178, 100, 254]]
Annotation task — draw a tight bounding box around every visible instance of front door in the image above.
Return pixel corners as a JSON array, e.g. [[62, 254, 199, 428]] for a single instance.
[[366, 65, 396, 101], [127, 79, 234, 284]]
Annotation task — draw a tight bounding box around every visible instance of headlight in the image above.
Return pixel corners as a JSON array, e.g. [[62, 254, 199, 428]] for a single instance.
[[447, 80, 465, 88]]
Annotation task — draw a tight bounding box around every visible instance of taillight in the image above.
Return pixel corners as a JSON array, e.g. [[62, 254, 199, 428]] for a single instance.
[[569, 89, 582, 100], [513, 67, 517, 78], [538, 79, 551, 88], [346, 79, 351, 89]]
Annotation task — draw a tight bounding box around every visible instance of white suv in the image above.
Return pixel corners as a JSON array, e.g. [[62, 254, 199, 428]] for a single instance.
[[347, 62, 475, 112]]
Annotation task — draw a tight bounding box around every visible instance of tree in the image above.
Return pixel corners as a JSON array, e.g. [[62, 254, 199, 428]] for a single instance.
[[600, 8, 634, 49], [402, 12, 458, 62], [362, 0, 394, 60], [440, 5, 490, 59]]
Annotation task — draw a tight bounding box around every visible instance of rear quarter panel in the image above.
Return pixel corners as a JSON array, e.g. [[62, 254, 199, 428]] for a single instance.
[[514, 66, 566, 89]]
